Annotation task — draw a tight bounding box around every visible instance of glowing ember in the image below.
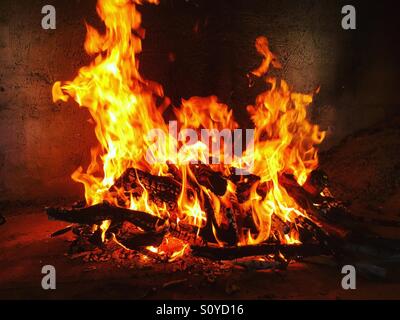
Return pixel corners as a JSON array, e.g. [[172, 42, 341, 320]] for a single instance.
[[52, 0, 325, 260]]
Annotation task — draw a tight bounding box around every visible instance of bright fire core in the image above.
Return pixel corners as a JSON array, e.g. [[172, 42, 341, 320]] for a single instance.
[[52, 0, 325, 258]]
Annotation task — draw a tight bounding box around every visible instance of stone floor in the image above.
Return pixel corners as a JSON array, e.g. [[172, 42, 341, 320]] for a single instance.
[[1, 205, 400, 300]]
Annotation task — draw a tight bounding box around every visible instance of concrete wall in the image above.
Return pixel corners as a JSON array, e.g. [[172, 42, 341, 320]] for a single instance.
[[0, 0, 398, 203]]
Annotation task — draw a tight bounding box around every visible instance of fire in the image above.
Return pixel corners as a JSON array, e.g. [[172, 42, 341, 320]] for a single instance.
[[52, 0, 325, 259]]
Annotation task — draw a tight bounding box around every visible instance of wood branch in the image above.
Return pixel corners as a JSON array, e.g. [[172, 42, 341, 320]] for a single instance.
[[46, 203, 165, 232], [234, 259, 285, 271], [302, 169, 329, 196], [110, 168, 184, 211], [279, 173, 351, 239], [206, 188, 241, 246], [270, 214, 291, 239], [46, 203, 209, 245], [191, 243, 332, 260], [168, 221, 207, 246], [224, 207, 239, 245], [294, 216, 334, 248], [228, 169, 271, 203], [189, 164, 227, 196], [166, 162, 182, 181], [51, 225, 74, 237]]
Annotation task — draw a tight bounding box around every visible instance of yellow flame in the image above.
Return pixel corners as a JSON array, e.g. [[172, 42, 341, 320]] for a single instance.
[[100, 219, 111, 242], [52, 0, 325, 252]]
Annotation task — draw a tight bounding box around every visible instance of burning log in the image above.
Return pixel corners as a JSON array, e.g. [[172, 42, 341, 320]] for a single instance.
[[278, 173, 316, 211], [191, 243, 332, 260], [228, 168, 271, 203], [189, 164, 227, 196], [210, 191, 241, 246], [302, 169, 329, 197], [47, 164, 396, 265], [110, 168, 184, 211], [278, 173, 351, 239], [166, 162, 181, 181], [46, 203, 208, 246], [294, 215, 334, 247], [224, 207, 239, 245], [46, 203, 165, 232], [168, 221, 206, 246]]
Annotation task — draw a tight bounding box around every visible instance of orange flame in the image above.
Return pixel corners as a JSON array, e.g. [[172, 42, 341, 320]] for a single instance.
[[52, 0, 325, 255]]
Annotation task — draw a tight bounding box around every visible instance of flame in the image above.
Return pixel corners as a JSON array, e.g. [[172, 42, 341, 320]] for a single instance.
[[100, 219, 111, 242], [239, 37, 325, 244], [52, 0, 325, 254]]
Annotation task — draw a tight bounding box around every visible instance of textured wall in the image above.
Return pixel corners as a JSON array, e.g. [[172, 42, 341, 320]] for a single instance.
[[0, 0, 96, 203], [0, 0, 398, 202]]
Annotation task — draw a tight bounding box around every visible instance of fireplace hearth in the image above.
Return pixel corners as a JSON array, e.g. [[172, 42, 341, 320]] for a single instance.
[[1, 0, 400, 302]]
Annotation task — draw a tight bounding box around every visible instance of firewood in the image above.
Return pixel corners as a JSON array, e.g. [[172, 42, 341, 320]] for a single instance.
[[50, 225, 74, 237], [189, 164, 227, 196], [191, 243, 332, 260], [210, 190, 241, 246], [271, 214, 291, 238], [46, 203, 210, 245], [228, 168, 273, 203], [46, 203, 165, 232], [278, 173, 351, 239], [166, 162, 181, 181], [295, 215, 335, 246], [224, 207, 239, 245], [197, 194, 220, 244], [302, 169, 329, 196], [234, 258, 285, 271], [279, 173, 316, 211], [110, 168, 184, 211], [168, 221, 206, 246]]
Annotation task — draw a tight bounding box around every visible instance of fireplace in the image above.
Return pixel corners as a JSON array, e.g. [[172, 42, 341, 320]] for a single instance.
[[1, 0, 400, 301]]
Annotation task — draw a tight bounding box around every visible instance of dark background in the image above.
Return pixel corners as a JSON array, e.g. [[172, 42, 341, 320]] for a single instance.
[[0, 0, 399, 202]]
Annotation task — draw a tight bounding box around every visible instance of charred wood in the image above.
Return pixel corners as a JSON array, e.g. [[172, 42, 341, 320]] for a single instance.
[[46, 203, 165, 232], [234, 258, 285, 271], [302, 169, 329, 197], [51, 225, 74, 237], [189, 164, 227, 196], [46, 203, 209, 245], [191, 243, 332, 260], [279, 173, 351, 239], [110, 168, 183, 211]]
